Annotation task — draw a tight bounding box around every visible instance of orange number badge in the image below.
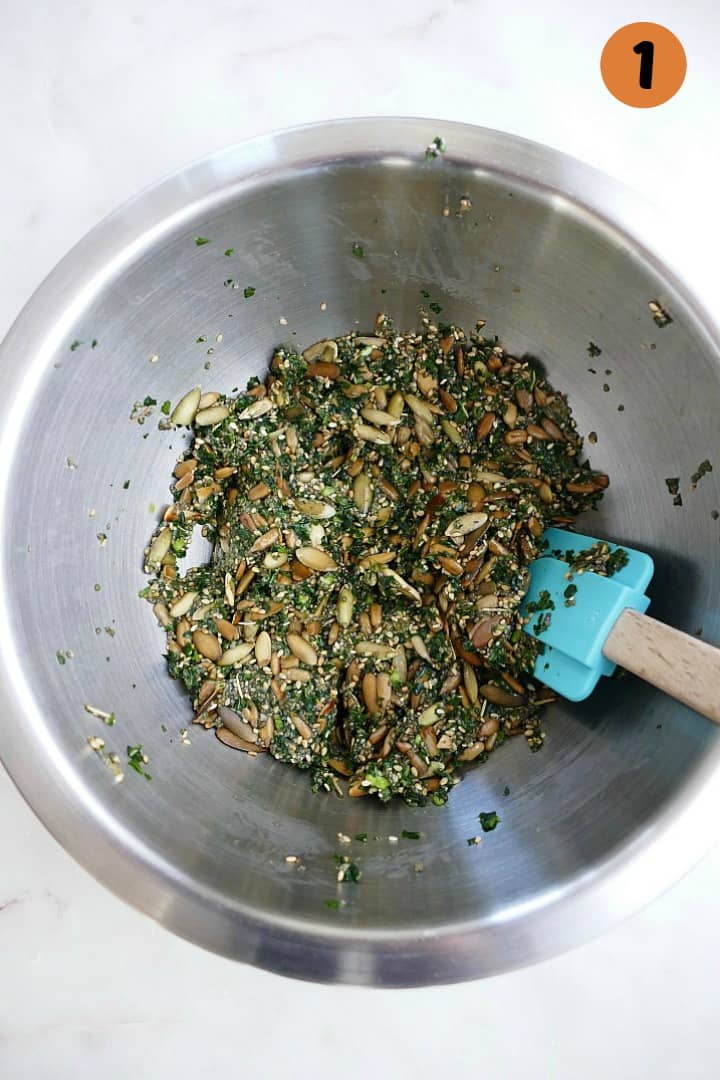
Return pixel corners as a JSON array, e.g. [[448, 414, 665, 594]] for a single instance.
[[601, 22, 686, 107]]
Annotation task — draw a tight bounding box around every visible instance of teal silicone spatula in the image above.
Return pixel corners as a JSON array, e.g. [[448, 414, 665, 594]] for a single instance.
[[521, 528, 720, 724]]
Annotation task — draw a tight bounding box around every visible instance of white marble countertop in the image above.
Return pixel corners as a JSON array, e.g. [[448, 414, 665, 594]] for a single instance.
[[2, 1, 720, 1076]]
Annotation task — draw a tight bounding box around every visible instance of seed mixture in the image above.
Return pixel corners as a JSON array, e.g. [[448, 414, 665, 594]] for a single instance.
[[142, 315, 607, 805]]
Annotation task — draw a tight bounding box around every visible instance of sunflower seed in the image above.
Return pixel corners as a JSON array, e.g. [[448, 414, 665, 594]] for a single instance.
[[303, 339, 338, 362], [393, 644, 408, 682], [445, 512, 489, 540], [362, 673, 378, 714], [361, 407, 401, 427], [479, 684, 525, 707], [219, 706, 258, 743], [166, 591, 195, 619], [356, 422, 392, 445], [405, 394, 435, 423], [356, 642, 396, 658], [337, 585, 354, 627], [352, 472, 373, 513], [380, 567, 422, 602], [255, 630, 272, 667], [237, 397, 275, 420], [147, 528, 171, 566], [419, 703, 443, 727]]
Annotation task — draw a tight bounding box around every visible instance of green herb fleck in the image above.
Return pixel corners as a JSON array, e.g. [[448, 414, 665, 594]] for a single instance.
[[195, 237, 210, 246], [479, 811, 500, 832], [352, 242, 364, 259], [425, 135, 446, 161], [326, 898, 342, 909], [401, 830, 422, 840], [334, 853, 361, 883], [143, 396, 157, 407], [91, 339, 98, 349], [420, 289, 431, 298], [354, 833, 368, 843], [70, 340, 82, 351], [563, 583, 578, 607], [161, 400, 172, 415], [428, 301, 443, 315], [587, 341, 602, 358], [691, 460, 713, 488], [56, 650, 66, 665], [503, 785, 510, 796], [224, 248, 235, 257], [243, 286, 256, 298], [364, 770, 389, 791], [127, 744, 151, 780]]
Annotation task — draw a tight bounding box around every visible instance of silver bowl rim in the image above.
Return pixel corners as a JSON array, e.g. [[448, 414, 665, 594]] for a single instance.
[[1, 117, 720, 986]]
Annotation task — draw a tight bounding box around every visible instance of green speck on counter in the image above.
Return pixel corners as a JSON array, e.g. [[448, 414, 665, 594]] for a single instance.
[[161, 400, 171, 415], [352, 243, 364, 259], [326, 898, 342, 910], [503, 786, 510, 796], [354, 833, 368, 843], [428, 301, 443, 315], [56, 650, 66, 665], [479, 811, 500, 832], [195, 237, 210, 246], [243, 286, 256, 298], [143, 396, 156, 407], [224, 248, 234, 257], [93, 583, 101, 592], [70, 340, 82, 351], [123, 480, 130, 489], [587, 341, 602, 358], [401, 830, 422, 840]]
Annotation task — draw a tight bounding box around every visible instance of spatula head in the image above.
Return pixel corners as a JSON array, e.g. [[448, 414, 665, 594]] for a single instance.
[[521, 528, 654, 701]]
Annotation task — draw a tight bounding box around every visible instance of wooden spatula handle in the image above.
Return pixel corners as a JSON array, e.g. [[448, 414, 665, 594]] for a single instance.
[[603, 609, 720, 724]]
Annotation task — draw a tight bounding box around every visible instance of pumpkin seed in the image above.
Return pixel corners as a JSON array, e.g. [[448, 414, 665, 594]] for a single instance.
[[171, 387, 201, 426], [195, 404, 230, 426], [286, 632, 318, 666], [292, 498, 336, 519], [216, 727, 265, 753], [295, 546, 338, 572], [218, 641, 255, 666]]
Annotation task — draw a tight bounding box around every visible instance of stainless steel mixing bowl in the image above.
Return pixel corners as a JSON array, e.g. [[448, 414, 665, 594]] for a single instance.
[[2, 119, 720, 987]]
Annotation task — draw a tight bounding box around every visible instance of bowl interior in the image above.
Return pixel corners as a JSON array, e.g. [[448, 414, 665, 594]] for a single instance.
[[2, 124, 719, 984]]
